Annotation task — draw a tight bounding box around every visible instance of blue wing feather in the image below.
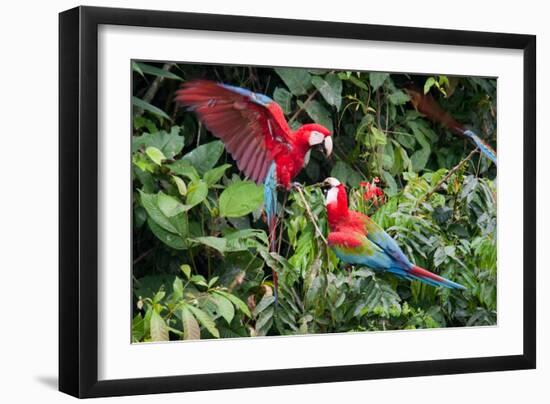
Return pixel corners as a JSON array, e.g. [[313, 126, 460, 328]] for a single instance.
[[264, 162, 278, 248], [220, 83, 274, 107], [463, 129, 497, 164], [264, 162, 279, 301], [365, 220, 412, 269]]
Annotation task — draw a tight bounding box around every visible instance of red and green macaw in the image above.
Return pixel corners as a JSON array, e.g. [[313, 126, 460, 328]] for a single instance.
[[323, 177, 465, 289], [176, 80, 332, 296], [404, 85, 496, 165]]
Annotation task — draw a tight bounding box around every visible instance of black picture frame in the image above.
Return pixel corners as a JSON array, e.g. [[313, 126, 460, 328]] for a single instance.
[[59, 5, 536, 398]]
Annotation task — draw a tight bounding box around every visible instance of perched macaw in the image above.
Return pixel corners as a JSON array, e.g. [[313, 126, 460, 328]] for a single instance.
[[404, 85, 496, 165], [176, 80, 333, 296], [323, 177, 465, 289]]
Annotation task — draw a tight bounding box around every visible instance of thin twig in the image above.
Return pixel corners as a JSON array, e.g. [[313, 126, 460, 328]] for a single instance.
[[196, 122, 202, 148], [143, 63, 175, 104], [293, 186, 327, 245], [289, 90, 319, 123], [133, 248, 153, 265], [416, 149, 478, 208]]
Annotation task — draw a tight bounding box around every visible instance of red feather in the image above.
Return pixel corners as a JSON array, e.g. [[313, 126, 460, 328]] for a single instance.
[[409, 265, 447, 283], [175, 80, 291, 184], [327, 232, 362, 248], [176, 80, 331, 188]]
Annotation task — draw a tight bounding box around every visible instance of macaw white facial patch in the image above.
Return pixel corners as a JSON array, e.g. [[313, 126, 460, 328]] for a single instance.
[[309, 130, 325, 146], [325, 186, 339, 206]]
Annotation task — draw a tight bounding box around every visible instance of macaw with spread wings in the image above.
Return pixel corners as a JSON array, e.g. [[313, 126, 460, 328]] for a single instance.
[[176, 80, 332, 297]]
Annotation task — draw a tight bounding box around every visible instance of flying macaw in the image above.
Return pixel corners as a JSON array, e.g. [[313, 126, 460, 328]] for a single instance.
[[176, 80, 333, 297], [404, 85, 496, 165], [323, 177, 465, 289]]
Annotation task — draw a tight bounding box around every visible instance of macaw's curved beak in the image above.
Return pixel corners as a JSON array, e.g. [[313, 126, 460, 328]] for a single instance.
[[323, 136, 333, 157]]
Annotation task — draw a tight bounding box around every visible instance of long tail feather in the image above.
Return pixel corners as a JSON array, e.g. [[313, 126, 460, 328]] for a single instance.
[[463, 129, 497, 164], [408, 265, 466, 290], [264, 163, 279, 301]]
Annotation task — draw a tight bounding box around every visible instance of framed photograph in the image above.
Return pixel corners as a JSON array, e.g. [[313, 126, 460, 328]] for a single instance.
[[59, 6, 536, 398]]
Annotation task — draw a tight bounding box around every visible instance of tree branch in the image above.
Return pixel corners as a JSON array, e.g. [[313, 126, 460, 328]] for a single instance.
[[293, 186, 328, 245], [416, 148, 478, 208], [289, 90, 318, 123]]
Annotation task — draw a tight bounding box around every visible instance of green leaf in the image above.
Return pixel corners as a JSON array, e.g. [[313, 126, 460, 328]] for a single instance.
[[297, 99, 333, 132], [172, 175, 187, 196], [381, 170, 398, 196], [255, 307, 274, 335], [150, 310, 169, 342], [132, 61, 144, 77], [191, 275, 209, 287], [371, 126, 387, 146], [134, 205, 147, 228], [312, 73, 342, 110], [145, 146, 165, 166], [133, 115, 158, 133], [187, 305, 220, 338], [212, 294, 235, 324], [219, 181, 264, 217], [388, 90, 410, 105], [132, 314, 145, 342], [253, 295, 275, 317], [153, 290, 166, 303], [140, 191, 178, 233], [133, 127, 184, 158], [433, 206, 453, 224], [434, 246, 447, 267], [147, 218, 187, 250], [134, 275, 173, 300], [224, 228, 268, 251], [330, 161, 363, 187], [411, 147, 431, 172], [346, 75, 368, 90], [186, 180, 208, 208], [353, 277, 401, 317], [181, 141, 224, 174], [273, 87, 293, 115], [369, 72, 389, 92], [132, 96, 171, 121], [157, 192, 186, 217], [204, 164, 231, 186], [166, 160, 200, 182], [208, 276, 219, 288], [140, 190, 188, 248], [133, 153, 157, 175], [180, 264, 192, 279], [170, 211, 189, 238], [274, 67, 312, 95], [191, 236, 227, 253], [134, 62, 182, 81], [396, 132, 416, 150], [172, 277, 184, 300], [424, 77, 437, 94], [214, 290, 252, 317], [180, 306, 201, 340]]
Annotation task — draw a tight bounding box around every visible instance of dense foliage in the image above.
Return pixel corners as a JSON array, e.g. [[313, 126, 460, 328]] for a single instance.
[[131, 62, 497, 342]]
